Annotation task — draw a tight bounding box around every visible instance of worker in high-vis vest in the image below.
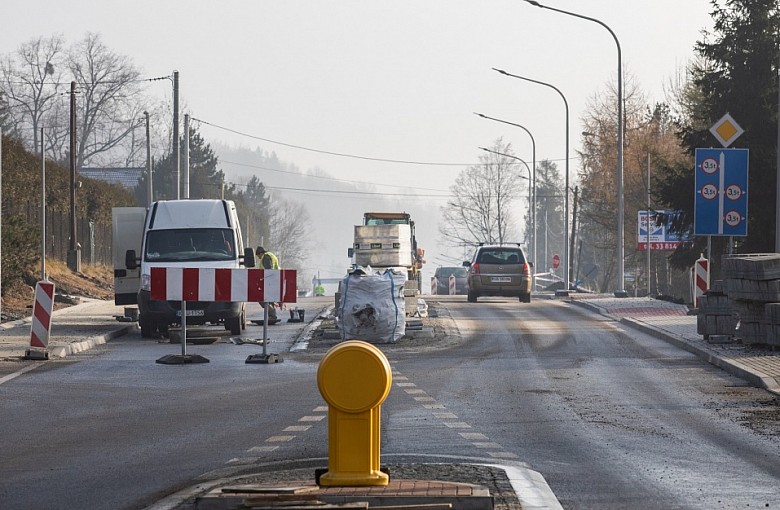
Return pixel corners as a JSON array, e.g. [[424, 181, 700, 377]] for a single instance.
[[256, 246, 281, 322]]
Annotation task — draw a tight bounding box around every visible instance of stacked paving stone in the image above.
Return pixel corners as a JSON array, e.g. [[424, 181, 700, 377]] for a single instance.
[[696, 280, 737, 340], [721, 253, 780, 346]]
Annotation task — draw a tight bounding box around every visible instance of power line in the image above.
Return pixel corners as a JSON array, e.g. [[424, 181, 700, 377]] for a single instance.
[[220, 159, 450, 193], [193, 117, 472, 166]]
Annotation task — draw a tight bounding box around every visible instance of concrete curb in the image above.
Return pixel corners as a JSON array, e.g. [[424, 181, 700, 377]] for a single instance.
[[142, 460, 563, 510], [290, 305, 334, 352], [621, 317, 780, 397], [51, 323, 137, 358], [569, 298, 780, 397]]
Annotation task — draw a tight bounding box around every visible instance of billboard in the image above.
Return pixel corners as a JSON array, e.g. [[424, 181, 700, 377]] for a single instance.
[[637, 210, 686, 251]]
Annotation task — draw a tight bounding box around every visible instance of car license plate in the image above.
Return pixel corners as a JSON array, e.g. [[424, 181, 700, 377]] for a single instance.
[[176, 309, 205, 317], [491, 276, 512, 283]]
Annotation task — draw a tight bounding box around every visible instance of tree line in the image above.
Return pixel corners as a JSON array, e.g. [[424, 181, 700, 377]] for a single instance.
[[440, 0, 780, 296], [0, 33, 312, 294]]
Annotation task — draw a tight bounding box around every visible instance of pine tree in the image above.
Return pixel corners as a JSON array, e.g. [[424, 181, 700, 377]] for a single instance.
[[657, 0, 780, 268]]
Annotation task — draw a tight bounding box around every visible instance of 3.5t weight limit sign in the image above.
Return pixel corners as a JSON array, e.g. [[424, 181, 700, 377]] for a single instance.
[[694, 148, 749, 236]]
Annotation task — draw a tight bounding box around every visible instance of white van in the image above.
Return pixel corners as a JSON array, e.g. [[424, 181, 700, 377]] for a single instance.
[[124, 199, 255, 338]]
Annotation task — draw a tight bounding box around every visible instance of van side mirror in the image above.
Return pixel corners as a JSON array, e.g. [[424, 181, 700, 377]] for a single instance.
[[125, 250, 138, 270], [462, 261, 471, 267], [347, 247, 354, 258], [242, 247, 256, 268]]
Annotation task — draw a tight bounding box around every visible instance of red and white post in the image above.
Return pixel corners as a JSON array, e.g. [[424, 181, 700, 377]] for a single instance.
[[694, 254, 709, 309], [26, 281, 55, 360], [448, 274, 456, 296]]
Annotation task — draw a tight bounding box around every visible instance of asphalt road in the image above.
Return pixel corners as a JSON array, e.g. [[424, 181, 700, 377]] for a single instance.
[[2, 297, 780, 509], [398, 297, 780, 508]]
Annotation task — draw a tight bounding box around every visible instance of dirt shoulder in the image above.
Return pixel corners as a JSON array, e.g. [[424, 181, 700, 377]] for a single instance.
[[1, 260, 114, 323]]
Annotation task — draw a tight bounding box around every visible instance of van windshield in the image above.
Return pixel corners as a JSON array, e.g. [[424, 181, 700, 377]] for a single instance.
[[145, 228, 235, 262]]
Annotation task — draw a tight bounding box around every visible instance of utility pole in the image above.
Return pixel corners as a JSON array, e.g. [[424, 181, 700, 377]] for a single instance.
[[569, 186, 579, 286], [145, 111, 152, 206], [41, 128, 46, 281], [67, 81, 80, 272], [1, 127, 3, 320], [173, 71, 180, 200], [647, 153, 652, 295], [183, 113, 190, 199]]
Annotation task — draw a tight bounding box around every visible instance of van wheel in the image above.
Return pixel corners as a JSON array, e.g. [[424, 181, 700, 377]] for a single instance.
[[240, 309, 247, 331], [467, 291, 478, 303], [226, 315, 242, 335], [520, 293, 531, 303], [139, 315, 154, 338]]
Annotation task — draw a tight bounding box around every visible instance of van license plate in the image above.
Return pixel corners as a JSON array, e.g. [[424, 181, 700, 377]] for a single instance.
[[491, 277, 512, 283], [176, 310, 205, 317]]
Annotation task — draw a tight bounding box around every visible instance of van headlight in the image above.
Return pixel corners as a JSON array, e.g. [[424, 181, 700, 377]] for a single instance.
[[141, 273, 151, 291]]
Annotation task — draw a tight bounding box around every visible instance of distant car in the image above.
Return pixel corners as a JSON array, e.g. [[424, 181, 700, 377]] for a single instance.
[[433, 266, 468, 295], [463, 244, 533, 303]]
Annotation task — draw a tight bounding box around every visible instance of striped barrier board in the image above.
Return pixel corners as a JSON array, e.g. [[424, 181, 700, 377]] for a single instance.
[[150, 267, 297, 303], [30, 281, 55, 349], [694, 256, 709, 308]]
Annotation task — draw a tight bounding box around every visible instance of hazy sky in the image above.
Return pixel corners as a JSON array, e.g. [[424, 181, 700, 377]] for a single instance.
[[3, 1, 715, 281]]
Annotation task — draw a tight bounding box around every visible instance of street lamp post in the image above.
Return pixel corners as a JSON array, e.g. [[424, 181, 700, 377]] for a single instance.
[[475, 113, 537, 269], [493, 68, 570, 294], [523, 0, 625, 296], [479, 147, 534, 253]]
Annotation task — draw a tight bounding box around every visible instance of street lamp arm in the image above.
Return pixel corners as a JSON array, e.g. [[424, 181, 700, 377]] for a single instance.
[[478, 146, 531, 177], [492, 69, 569, 111], [523, 0, 622, 60], [474, 112, 536, 149]]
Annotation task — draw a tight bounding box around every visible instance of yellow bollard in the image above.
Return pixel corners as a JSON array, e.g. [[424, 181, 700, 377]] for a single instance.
[[317, 340, 392, 486]]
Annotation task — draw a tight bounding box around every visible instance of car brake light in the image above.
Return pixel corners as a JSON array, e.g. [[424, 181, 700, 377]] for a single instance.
[[522, 263, 530, 277], [472, 263, 480, 275]]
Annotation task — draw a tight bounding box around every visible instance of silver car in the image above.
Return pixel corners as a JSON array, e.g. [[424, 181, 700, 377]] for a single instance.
[[463, 244, 533, 303]]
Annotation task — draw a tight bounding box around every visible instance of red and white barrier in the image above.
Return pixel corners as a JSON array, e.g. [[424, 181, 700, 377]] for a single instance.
[[30, 281, 55, 349], [150, 268, 297, 303], [449, 274, 456, 295], [694, 255, 709, 308]]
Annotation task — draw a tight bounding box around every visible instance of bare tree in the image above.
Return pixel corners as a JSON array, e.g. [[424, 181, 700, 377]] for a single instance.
[[0, 35, 65, 152], [1, 33, 148, 168], [66, 33, 145, 168], [439, 138, 523, 248], [269, 195, 312, 271]]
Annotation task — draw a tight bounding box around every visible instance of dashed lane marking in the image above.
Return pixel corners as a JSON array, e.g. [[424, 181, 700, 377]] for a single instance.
[[442, 422, 472, 429], [433, 412, 458, 419], [266, 435, 295, 442], [299, 415, 325, 422], [473, 442, 503, 449], [459, 432, 489, 440], [248, 446, 279, 453], [391, 367, 521, 460], [234, 405, 328, 466]]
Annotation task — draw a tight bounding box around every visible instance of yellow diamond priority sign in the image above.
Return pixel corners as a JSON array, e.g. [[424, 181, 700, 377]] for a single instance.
[[709, 112, 744, 148]]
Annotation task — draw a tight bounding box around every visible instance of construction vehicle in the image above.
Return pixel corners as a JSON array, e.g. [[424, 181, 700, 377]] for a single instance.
[[349, 212, 425, 288]]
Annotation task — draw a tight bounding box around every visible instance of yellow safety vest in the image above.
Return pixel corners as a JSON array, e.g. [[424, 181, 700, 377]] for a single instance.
[[257, 251, 280, 270]]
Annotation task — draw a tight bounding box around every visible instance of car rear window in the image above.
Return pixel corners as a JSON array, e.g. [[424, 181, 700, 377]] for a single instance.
[[437, 267, 467, 278], [477, 249, 525, 265]]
